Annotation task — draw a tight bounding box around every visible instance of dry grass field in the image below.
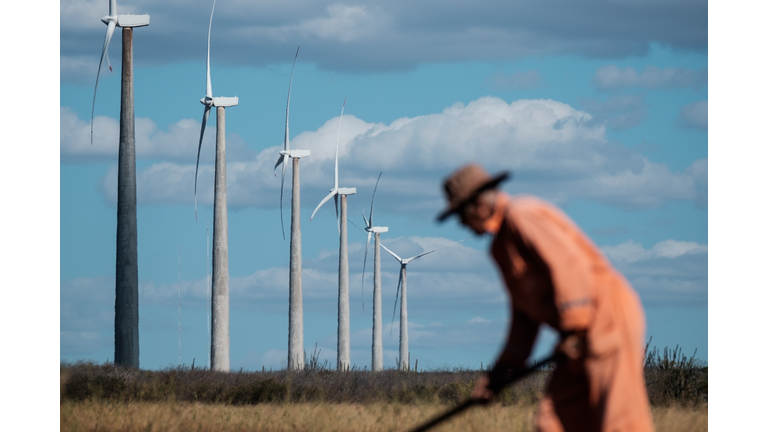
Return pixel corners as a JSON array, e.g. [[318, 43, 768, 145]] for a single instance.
[[60, 400, 707, 432], [60, 346, 706, 431]]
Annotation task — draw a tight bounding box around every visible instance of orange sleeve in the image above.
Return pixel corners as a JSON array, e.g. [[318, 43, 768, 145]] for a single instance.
[[514, 199, 595, 331]]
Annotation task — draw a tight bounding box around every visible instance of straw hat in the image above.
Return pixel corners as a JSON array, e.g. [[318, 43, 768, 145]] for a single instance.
[[436, 163, 510, 222]]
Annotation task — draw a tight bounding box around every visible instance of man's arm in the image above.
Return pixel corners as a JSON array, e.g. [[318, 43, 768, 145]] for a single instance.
[[476, 307, 539, 398]]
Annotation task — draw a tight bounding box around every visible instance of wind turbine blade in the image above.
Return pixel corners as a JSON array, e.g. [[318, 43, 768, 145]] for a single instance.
[[206, 0, 217, 98], [284, 46, 299, 152], [109, 0, 116, 16], [389, 266, 404, 336], [90, 20, 116, 146], [279, 160, 287, 240], [274, 154, 285, 171], [334, 194, 340, 234], [361, 231, 371, 311], [347, 218, 365, 233], [407, 238, 468, 262], [362, 209, 369, 228], [194, 105, 211, 222], [380, 243, 403, 263], [310, 190, 337, 222], [334, 98, 346, 190], [369, 172, 381, 226]]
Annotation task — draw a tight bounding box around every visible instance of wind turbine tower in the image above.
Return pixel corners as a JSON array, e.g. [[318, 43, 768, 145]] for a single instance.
[[90, 0, 149, 368], [275, 47, 311, 371], [193, 0, 237, 372], [381, 239, 465, 370], [310, 99, 356, 371], [361, 173, 387, 371]]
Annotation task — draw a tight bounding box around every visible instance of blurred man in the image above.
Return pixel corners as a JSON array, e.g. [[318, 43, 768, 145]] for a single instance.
[[437, 163, 653, 432]]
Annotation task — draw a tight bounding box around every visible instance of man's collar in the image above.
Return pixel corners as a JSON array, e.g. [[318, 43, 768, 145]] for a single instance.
[[482, 193, 509, 235]]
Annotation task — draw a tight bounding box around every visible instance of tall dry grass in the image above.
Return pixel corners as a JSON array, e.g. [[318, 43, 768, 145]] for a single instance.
[[60, 400, 706, 432]]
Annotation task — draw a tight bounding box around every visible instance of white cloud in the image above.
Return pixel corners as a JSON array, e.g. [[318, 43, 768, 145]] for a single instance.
[[60, 106, 255, 164], [60, 277, 115, 356], [60, 0, 707, 76], [592, 65, 708, 90], [580, 93, 648, 130], [678, 100, 708, 130], [601, 239, 707, 264], [81, 96, 705, 212], [601, 239, 707, 306], [60, 235, 707, 360]]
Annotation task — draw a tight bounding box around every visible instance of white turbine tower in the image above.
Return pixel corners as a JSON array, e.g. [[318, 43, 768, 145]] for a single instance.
[[381, 239, 466, 370], [274, 46, 311, 371], [361, 173, 387, 371], [193, 0, 238, 372], [310, 98, 356, 371], [90, 0, 149, 369]]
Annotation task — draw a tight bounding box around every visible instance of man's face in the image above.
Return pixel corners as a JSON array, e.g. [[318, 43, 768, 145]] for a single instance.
[[458, 197, 491, 235]]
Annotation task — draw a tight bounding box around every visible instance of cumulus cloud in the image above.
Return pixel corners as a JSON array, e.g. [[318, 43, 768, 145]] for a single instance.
[[133, 235, 501, 314], [61, 235, 706, 360], [60, 107, 256, 164], [601, 239, 707, 305], [677, 100, 708, 130], [61, 0, 707, 78], [484, 70, 542, 90], [78, 96, 705, 212], [580, 93, 648, 130], [592, 65, 708, 91], [60, 277, 115, 356]]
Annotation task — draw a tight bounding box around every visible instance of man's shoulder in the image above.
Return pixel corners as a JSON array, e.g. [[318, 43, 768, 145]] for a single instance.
[[507, 194, 563, 220]]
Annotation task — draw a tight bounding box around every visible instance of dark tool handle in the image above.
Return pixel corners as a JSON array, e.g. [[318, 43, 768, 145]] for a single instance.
[[408, 353, 560, 432]]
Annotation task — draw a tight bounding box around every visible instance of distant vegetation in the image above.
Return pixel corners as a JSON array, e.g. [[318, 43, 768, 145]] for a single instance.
[[60, 345, 706, 431], [60, 344, 707, 407]]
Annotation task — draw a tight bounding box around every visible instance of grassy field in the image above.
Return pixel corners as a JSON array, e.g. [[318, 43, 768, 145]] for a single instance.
[[60, 345, 707, 431], [60, 400, 707, 432]]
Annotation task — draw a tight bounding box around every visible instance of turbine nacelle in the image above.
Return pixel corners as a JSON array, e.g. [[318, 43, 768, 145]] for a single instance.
[[280, 149, 311, 159], [102, 15, 150, 28], [337, 187, 356, 195], [212, 97, 238, 107], [199, 96, 239, 107], [366, 226, 388, 233]]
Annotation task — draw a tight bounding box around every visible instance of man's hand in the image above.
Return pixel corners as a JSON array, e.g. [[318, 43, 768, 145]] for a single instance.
[[471, 374, 495, 403]]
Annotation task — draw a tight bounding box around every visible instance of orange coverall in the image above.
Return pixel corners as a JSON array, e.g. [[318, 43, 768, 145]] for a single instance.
[[485, 193, 653, 432]]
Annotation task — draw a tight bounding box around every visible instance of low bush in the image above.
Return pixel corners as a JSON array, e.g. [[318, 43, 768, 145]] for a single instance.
[[60, 343, 706, 408]]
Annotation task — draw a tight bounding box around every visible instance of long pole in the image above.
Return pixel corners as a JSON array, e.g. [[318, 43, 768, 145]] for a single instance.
[[408, 353, 560, 432], [211, 106, 230, 372], [178, 246, 181, 367], [337, 195, 350, 370], [206, 219, 210, 370], [399, 265, 409, 371], [372, 232, 383, 371], [288, 157, 305, 370], [114, 27, 139, 368]]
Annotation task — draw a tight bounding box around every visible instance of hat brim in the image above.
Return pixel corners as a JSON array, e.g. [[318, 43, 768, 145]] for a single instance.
[[436, 171, 510, 223]]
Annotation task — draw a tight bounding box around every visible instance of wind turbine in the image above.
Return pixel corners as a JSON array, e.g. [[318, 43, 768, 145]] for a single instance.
[[90, 0, 149, 368], [193, 0, 238, 372], [310, 99, 356, 371], [274, 46, 311, 371], [90, 0, 150, 146], [361, 173, 387, 371], [380, 239, 466, 371]]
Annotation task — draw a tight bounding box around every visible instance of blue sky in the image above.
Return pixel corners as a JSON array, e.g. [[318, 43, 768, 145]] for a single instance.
[[59, 0, 708, 371]]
